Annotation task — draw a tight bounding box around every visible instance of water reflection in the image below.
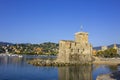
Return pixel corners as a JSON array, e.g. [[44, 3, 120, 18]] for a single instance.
[[0, 56, 23, 65], [93, 64, 120, 80], [58, 65, 92, 80], [0, 56, 58, 80], [0, 55, 120, 80]]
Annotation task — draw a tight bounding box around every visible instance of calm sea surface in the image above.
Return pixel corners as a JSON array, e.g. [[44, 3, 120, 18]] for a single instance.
[[0, 55, 120, 80]]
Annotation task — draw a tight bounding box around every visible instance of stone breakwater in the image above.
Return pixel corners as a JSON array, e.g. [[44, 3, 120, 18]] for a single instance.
[[27, 57, 120, 66], [27, 59, 92, 66], [93, 57, 120, 65]]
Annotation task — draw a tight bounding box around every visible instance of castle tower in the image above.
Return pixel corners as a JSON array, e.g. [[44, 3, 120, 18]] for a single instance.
[[113, 43, 117, 49], [57, 26, 92, 64], [75, 32, 88, 44]]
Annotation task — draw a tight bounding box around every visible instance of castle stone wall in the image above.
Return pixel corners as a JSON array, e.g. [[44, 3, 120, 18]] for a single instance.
[[57, 32, 92, 64]]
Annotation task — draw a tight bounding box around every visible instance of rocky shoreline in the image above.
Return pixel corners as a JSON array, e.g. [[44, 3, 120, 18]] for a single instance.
[[27, 59, 92, 66], [27, 57, 120, 66], [28, 57, 120, 79], [94, 57, 120, 80], [93, 57, 120, 65], [97, 71, 120, 80]]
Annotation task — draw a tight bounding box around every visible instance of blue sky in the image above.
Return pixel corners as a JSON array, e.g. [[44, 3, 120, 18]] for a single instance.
[[0, 0, 120, 47]]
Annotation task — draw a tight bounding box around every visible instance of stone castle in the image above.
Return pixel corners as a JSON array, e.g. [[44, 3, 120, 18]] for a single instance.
[[57, 31, 92, 64], [28, 31, 93, 66]]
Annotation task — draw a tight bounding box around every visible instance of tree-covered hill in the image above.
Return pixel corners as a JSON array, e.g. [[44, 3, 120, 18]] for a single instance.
[[0, 42, 59, 55]]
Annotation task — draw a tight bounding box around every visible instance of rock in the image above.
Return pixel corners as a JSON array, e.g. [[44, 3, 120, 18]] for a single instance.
[[97, 71, 120, 80]]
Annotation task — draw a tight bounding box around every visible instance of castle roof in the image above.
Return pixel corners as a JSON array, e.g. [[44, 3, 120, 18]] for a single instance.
[[75, 32, 88, 35]]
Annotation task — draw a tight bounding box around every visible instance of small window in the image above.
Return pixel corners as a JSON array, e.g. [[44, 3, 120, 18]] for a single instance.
[[71, 49, 73, 52]]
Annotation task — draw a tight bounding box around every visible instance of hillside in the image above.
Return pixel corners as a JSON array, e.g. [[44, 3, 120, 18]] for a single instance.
[[0, 42, 13, 46], [0, 42, 59, 55], [93, 44, 120, 50]]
